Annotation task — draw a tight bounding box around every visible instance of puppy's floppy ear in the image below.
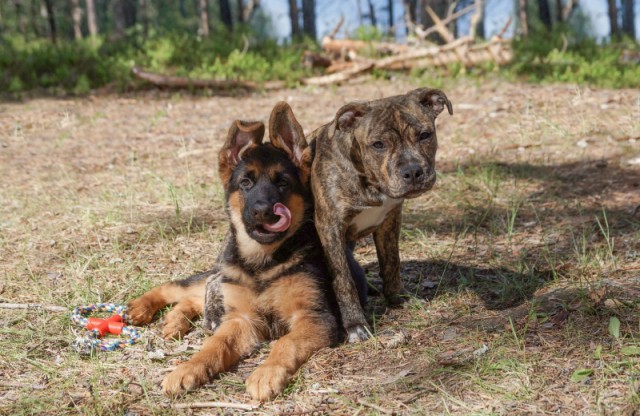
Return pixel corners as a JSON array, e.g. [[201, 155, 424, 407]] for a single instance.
[[218, 120, 265, 185], [269, 101, 308, 167], [335, 101, 371, 131], [410, 88, 453, 117]]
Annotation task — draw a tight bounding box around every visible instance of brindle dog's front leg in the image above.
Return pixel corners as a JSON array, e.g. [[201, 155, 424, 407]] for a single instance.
[[315, 211, 370, 342], [373, 204, 407, 305]]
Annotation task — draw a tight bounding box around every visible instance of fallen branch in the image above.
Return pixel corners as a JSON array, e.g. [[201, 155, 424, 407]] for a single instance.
[[0, 302, 66, 312], [425, 6, 455, 43], [302, 62, 374, 86], [321, 37, 408, 58], [172, 401, 258, 411], [415, 3, 475, 40], [0, 381, 47, 390], [132, 66, 256, 90], [132, 66, 285, 91]]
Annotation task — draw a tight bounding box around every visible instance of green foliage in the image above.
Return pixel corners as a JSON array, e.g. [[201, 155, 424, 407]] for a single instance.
[[351, 25, 386, 42], [0, 29, 311, 96], [508, 27, 640, 89]]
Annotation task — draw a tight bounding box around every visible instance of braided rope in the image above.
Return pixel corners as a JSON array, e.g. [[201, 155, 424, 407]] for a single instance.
[[71, 303, 140, 354]]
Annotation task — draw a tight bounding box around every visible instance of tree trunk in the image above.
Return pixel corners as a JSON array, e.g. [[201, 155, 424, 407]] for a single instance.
[[179, 0, 187, 18], [518, 0, 528, 36], [538, 0, 552, 31], [85, 0, 98, 37], [112, 0, 136, 37], [607, 0, 620, 40], [469, 0, 484, 39], [401, 0, 417, 34], [219, 0, 233, 31], [241, 0, 259, 22], [554, 0, 562, 22], [367, 0, 377, 26], [30, 0, 41, 37], [419, 0, 450, 43], [622, 0, 634, 38], [71, 0, 83, 39], [302, 0, 316, 38], [14, 0, 26, 35], [139, 0, 149, 38], [288, 0, 300, 39], [235, 0, 243, 23], [199, 0, 209, 36], [387, 0, 394, 33], [43, 0, 57, 44]]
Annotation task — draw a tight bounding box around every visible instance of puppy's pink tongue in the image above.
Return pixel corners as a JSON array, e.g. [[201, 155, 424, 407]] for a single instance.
[[263, 203, 291, 233]]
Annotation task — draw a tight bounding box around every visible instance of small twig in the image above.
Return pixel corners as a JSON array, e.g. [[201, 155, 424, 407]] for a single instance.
[[496, 16, 513, 39], [172, 401, 258, 411], [356, 398, 394, 415], [327, 15, 345, 39], [0, 302, 66, 312], [0, 381, 47, 390]]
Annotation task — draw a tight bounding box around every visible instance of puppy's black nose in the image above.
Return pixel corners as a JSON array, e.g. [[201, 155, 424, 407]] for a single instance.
[[400, 165, 424, 185], [251, 201, 272, 221]]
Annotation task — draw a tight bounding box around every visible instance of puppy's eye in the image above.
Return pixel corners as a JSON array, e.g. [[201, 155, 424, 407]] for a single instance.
[[239, 178, 253, 189], [277, 180, 289, 189], [372, 141, 385, 149], [419, 131, 433, 142]]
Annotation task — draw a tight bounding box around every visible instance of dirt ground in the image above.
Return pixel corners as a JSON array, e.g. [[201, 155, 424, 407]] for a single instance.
[[1, 77, 639, 415]]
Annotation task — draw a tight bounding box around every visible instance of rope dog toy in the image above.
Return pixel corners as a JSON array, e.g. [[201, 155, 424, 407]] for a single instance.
[[71, 303, 140, 354]]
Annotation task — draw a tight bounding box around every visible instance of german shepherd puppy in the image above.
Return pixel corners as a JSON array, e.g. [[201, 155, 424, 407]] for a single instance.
[[128, 102, 364, 401]]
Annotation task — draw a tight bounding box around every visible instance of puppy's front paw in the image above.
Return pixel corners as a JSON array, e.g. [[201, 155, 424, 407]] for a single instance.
[[245, 364, 290, 401], [346, 324, 371, 343], [127, 297, 157, 325], [161, 361, 210, 396]]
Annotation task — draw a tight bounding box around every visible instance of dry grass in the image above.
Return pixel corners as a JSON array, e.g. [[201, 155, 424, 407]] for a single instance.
[[1, 78, 639, 415]]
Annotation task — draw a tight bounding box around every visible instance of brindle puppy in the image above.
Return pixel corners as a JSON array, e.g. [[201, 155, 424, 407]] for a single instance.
[[308, 88, 452, 342], [128, 102, 365, 401]]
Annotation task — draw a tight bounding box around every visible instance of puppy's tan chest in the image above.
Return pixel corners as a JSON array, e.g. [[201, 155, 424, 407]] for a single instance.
[[349, 197, 402, 235]]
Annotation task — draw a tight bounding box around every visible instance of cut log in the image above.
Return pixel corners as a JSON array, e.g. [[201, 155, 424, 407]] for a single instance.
[[131, 67, 286, 90], [321, 37, 408, 58], [132, 66, 257, 89], [302, 63, 375, 86]]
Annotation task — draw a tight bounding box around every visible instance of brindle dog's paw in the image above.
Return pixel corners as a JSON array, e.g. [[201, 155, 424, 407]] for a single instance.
[[245, 364, 289, 401], [346, 324, 371, 343], [161, 361, 210, 396], [127, 297, 156, 326], [385, 290, 411, 307], [162, 311, 191, 340]]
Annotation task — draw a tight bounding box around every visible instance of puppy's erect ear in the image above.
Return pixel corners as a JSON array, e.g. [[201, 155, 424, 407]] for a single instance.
[[218, 120, 265, 185], [410, 88, 453, 117], [335, 101, 371, 132], [269, 101, 308, 167]]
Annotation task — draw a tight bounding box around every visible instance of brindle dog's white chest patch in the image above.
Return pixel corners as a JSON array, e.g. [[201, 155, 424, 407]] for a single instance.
[[350, 197, 402, 233]]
